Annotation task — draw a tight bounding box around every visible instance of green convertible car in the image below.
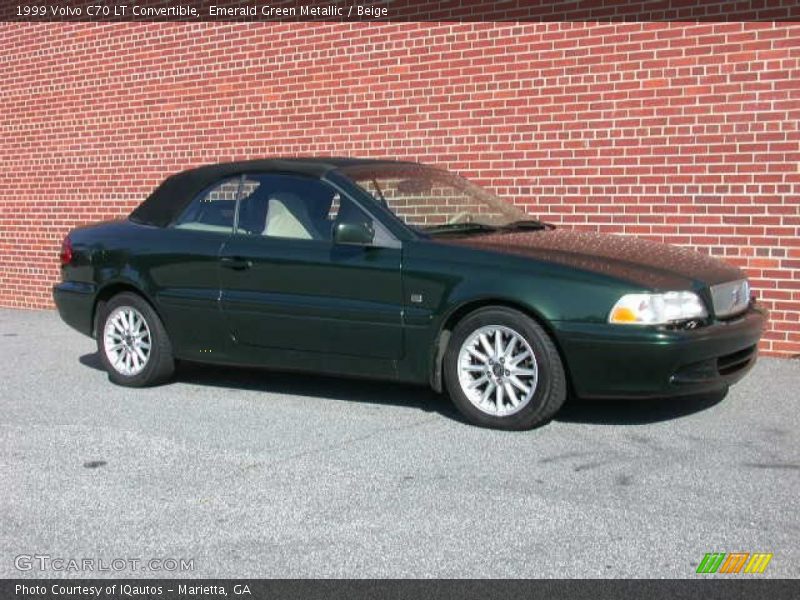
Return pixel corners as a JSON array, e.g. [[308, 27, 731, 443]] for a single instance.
[[54, 158, 765, 429]]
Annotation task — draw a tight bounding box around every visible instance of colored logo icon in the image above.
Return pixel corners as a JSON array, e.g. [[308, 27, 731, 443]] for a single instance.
[[696, 553, 772, 574]]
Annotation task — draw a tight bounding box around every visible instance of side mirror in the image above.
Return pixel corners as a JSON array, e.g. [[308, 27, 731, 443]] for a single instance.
[[334, 221, 374, 246]]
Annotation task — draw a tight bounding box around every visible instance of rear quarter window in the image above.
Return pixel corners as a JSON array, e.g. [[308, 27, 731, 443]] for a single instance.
[[171, 178, 240, 233]]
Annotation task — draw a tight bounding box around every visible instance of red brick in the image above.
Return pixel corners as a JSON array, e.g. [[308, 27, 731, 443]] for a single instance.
[[0, 21, 797, 357]]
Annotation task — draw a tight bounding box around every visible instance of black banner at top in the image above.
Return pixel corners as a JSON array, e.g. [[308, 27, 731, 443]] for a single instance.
[[2, 0, 800, 22]]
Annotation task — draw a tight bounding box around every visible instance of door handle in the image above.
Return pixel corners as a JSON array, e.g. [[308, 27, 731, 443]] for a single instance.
[[220, 256, 253, 270]]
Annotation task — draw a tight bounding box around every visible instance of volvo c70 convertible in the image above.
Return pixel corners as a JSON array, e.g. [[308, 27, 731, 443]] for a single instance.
[[54, 158, 765, 429]]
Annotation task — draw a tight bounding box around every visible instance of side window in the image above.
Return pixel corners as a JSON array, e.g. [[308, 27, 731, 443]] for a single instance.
[[236, 174, 342, 242], [173, 178, 239, 233]]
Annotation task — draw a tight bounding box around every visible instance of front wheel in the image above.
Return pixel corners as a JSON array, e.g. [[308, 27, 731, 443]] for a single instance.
[[97, 292, 175, 387], [443, 307, 567, 430]]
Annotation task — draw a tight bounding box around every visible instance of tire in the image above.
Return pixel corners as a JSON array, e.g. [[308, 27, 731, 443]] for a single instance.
[[443, 307, 567, 430], [97, 292, 175, 387]]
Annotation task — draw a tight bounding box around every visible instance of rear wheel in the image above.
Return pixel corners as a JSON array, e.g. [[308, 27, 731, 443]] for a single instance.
[[97, 292, 174, 387], [443, 307, 567, 430]]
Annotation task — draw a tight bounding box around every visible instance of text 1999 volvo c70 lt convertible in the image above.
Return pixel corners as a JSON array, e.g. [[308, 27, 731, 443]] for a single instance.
[[54, 158, 765, 429]]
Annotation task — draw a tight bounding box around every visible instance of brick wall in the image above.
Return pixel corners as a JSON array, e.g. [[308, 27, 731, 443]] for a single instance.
[[1, 21, 798, 355]]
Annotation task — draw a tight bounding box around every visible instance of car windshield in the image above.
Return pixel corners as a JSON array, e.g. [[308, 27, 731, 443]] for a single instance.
[[339, 164, 538, 234]]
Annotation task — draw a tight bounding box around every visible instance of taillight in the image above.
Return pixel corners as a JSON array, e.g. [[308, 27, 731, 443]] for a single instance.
[[59, 236, 73, 266]]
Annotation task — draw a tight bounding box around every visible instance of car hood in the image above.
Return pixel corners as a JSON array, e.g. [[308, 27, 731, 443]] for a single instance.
[[435, 228, 743, 290]]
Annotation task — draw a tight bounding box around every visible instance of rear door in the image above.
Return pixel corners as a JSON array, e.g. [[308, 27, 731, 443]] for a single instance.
[[219, 173, 404, 359]]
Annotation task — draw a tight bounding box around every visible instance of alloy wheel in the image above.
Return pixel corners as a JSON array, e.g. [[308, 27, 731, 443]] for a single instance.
[[103, 306, 152, 376], [456, 325, 539, 416]]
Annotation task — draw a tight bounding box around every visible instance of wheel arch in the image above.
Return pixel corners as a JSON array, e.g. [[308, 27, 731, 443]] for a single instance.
[[92, 281, 164, 338], [430, 298, 574, 397]]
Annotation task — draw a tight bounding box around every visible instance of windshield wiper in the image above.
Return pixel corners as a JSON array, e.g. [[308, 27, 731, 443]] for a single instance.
[[500, 219, 555, 231], [423, 223, 500, 235]]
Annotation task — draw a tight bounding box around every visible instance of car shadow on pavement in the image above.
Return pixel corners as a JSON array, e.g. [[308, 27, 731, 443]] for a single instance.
[[79, 352, 728, 427], [79, 352, 462, 422], [555, 389, 728, 425]]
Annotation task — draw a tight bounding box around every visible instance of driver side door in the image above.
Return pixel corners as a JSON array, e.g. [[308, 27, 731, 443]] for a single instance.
[[219, 173, 404, 360]]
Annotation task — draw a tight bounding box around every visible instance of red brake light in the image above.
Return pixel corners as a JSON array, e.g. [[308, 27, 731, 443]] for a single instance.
[[59, 236, 73, 266]]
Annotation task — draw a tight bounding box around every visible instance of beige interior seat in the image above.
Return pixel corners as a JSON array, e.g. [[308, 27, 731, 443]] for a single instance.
[[263, 193, 318, 239]]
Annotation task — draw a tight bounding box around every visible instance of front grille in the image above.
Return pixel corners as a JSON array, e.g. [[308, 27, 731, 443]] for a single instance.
[[717, 345, 757, 376], [710, 279, 750, 319]]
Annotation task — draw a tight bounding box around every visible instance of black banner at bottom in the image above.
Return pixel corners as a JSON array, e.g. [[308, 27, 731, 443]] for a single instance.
[[2, 579, 799, 600]]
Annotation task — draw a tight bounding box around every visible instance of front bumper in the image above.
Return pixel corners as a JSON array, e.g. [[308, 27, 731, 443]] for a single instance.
[[53, 281, 96, 337], [554, 305, 766, 399]]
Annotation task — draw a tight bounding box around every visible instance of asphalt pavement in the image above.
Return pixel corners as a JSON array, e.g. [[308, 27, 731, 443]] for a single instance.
[[0, 308, 798, 578]]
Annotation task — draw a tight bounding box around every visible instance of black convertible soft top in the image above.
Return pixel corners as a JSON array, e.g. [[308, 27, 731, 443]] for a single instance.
[[129, 157, 412, 227]]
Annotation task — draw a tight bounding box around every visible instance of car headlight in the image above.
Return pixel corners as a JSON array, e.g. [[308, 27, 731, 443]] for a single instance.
[[608, 291, 708, 325]]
